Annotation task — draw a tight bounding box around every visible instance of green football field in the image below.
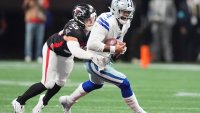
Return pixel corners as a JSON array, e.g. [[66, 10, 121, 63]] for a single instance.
[[0, 61, 200, 113]]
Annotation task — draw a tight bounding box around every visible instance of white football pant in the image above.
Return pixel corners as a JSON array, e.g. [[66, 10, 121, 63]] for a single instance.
[[41, 43, 74, 89]]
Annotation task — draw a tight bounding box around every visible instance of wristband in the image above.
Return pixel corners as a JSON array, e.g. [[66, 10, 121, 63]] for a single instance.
[[110, 46, 115, 54]]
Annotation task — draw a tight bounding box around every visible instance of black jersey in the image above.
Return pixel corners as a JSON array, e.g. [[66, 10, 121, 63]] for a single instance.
[[47, 19, 89, 57]]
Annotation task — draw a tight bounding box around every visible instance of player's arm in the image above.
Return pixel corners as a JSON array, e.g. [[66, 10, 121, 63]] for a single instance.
[[64, 35, 108, 70], [103, 42, 126, 54], [64, 35, 93, 60], [87, 27, 106, 52], [87, 23, 125, 54]]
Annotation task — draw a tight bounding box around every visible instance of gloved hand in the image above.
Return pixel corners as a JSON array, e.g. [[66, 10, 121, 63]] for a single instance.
[[91, 54, 109, 71]]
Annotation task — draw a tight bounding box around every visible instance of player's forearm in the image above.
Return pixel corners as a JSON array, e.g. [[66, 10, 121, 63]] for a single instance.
[[67, 41, 92, 60], [87, 39, 115, 53]]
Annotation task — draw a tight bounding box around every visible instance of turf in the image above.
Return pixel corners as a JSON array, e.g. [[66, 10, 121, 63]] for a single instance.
[[0, 61, 200, 113]]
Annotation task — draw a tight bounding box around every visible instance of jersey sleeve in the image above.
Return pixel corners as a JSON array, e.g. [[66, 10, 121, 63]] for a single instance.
[[67, 41, 92, 60], [87, 13, 110, 52]]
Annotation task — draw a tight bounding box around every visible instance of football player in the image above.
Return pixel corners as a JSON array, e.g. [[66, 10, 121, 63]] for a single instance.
[[12, 3, 107, 113], [59, 0, 147, 113]]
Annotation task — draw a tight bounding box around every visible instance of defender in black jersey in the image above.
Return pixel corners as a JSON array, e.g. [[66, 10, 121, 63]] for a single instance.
[[12, 3, 106, 113], [46, 19, 90, 57]]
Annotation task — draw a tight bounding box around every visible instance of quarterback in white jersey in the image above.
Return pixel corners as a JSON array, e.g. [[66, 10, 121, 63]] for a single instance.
[[59, 0, 147, 113], [87, 11, 131, 58]]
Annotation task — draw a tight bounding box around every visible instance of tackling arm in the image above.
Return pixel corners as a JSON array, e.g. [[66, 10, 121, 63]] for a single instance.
[[64, 36, 93, 60], [65, 36, 108, 70]]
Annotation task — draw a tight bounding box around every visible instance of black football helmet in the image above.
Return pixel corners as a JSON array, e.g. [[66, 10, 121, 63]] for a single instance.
[[72, 3, 96, 27]]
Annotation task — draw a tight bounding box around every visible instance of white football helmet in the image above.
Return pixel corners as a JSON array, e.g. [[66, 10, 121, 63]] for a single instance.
[[110, 0, 135, 24]]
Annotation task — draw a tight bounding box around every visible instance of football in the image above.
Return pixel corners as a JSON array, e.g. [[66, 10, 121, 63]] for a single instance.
[[104, 38, 118, 46]]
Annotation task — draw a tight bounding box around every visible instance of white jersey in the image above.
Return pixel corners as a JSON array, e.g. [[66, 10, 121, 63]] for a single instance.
[[87, 12, 131, 57]]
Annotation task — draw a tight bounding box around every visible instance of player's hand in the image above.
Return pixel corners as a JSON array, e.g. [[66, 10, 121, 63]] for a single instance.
[[115, 42, 126, 54], [91, 54, 109, 71], [121, 46, 127, 54], [113, 45, 127, 60]]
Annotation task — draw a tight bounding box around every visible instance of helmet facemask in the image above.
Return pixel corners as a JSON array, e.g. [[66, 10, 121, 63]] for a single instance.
[[118, 10, 133, 24]]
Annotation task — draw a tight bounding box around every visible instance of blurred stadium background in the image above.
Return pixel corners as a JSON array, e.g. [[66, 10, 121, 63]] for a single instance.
[[0, 0, 200, 113], [0, 0, 200, 62]]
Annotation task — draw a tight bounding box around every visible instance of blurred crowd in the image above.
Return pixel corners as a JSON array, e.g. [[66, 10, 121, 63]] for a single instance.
[[23, 0, 49, 63], [124, 0, 200, 63], [0, 0, 200, 63]]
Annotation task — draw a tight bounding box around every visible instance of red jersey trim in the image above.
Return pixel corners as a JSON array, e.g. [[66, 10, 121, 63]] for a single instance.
[[53, 41, 64, 48], [44, 48, 50, 84]]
